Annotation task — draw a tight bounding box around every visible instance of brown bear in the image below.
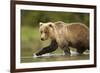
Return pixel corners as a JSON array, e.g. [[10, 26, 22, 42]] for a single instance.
[[34, 21, 89, 57]]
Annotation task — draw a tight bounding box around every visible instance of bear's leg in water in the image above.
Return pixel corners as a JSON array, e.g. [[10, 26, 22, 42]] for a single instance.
[[63, 48, 71, 56], [60, 43, 71, 56], [77, 47, 87, 55], [36, 40, 58, 56]]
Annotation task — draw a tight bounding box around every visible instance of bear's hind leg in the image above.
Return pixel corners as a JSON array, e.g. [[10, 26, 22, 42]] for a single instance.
[[77, 47, 87, 55]]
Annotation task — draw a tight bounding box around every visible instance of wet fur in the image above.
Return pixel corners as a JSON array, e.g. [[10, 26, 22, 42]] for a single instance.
[[36, 21, 89, 56], [36, 40, 58, 56]]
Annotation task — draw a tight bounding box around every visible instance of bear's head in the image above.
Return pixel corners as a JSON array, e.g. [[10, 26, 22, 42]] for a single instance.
[[39, 22, 55, 41]]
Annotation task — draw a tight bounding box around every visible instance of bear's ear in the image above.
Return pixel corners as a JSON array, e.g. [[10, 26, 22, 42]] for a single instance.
[[49, 24, 53, 28], [48, 22, 54, 28], [39, 22, 43, 26]]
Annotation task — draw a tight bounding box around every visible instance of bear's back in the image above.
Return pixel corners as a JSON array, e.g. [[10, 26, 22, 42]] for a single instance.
[[66, 23, 88, 34], [66, 23, 88, 33]]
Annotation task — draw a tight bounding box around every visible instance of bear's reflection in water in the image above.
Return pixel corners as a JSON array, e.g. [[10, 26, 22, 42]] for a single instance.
[[34, 54, 89, 60], [21, 52, 89, 63], [34, 51, 89, 61]]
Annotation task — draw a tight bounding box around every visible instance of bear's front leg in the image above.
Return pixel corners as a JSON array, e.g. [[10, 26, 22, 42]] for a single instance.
[[60, 42, 71, 56], [33, 40, 58, 57], [63, 48, 71, 56]]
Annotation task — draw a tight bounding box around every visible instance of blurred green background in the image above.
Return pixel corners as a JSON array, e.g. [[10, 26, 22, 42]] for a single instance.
[[21, 10, 89, 63]]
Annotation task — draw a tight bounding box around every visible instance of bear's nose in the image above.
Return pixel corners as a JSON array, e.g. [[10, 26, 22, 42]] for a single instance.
[[41, 38, 44, 41]]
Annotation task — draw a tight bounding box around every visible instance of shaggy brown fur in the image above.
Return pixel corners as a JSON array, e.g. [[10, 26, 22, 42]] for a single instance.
[[35, 21, 89, 56]]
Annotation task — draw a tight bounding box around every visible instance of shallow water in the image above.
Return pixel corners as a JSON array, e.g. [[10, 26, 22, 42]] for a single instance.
[[21, 54, 89, 63]]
